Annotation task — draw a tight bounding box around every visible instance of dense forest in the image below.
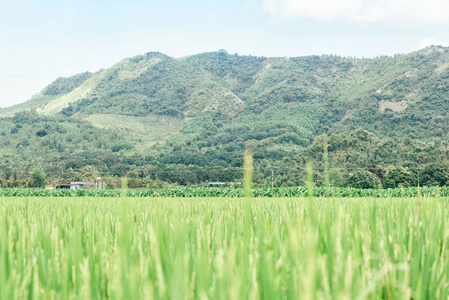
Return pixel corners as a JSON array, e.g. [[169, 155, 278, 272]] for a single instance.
[[1, 46, 449, 188]]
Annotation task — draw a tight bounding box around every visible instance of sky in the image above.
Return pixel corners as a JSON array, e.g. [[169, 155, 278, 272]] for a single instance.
[[1, 0, 448, 108]]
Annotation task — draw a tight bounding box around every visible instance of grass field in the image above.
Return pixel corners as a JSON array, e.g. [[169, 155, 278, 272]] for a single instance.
[[1, 196, 449, 299], [82, 113, 184, 149]]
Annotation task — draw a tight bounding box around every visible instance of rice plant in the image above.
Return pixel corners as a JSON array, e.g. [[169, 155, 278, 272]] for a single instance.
[[1, 196, 449, 299]]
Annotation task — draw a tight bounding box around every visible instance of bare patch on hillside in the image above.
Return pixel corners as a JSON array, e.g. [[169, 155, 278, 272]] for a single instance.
[[202, 90, 244, 113], [255, 62, 272, 83], [379, 101, 408, 113], [375, 71, 417, 95], [405, 91, 420, 101], [341, 109, 354, 121], [375, 83, 388, 94], [82, 113, 184, 149], [186, 85, 244, 117], [36, 71, 108, 115], [404, 71, 416, 78], [117, 57, 162, 80], [436, 63, 449, 74]]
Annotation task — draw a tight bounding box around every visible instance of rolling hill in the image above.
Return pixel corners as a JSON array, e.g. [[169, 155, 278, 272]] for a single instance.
[[2, 46, 449, 186]]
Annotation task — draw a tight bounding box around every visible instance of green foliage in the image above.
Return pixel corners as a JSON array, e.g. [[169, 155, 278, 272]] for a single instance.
[[0, 112, 129, 181], [243, 149, 253, 197], [4, 185, 449, 197], [42, 72, 93, 96], [366, 164, 387, 183], [329, 169, 345, 187], [80, 165, 99, 182], [419, 163, 449, 186], [384, 167, 416, 188], [348, 170, 381, 189], [30, 163, 46, 187]]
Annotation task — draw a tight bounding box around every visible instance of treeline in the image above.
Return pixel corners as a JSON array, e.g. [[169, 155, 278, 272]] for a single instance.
[[287, 129, 449, 188], [3, 128, 449, 189]]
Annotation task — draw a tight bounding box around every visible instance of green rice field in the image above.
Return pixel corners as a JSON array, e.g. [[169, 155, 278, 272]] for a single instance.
[[1, 196, 449, 299]]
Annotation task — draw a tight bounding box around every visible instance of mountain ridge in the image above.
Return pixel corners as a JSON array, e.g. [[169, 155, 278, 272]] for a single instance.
[[2, 46, 449, 186]]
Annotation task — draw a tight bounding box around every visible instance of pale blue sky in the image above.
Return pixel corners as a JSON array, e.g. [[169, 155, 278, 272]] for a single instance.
[[1, 0, 448, 107]]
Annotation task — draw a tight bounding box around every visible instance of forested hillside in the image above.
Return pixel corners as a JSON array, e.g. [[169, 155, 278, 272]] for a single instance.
[[2, 46, 449, 188]]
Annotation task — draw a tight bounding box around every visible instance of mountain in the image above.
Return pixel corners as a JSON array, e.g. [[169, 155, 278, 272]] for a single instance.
[[2, 46, 449, 186]]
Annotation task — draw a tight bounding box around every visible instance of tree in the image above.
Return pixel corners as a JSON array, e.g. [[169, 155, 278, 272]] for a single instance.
[[384, 167, 416, 188], [366, 164, 386, 183], [31, 164, 46, 188], [80, 165, 99, 182], [348, 170, 380, 189], [419, 163, 449, 186], [329, 169, 345, 187]]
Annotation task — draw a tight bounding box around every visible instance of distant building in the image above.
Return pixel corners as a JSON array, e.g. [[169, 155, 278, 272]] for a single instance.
[[45, 184, 73, 190], [209, 182, 242, 188], [45, 180, 105, 190], [209, 182, 226, 188], [70, 182, 95, 189]]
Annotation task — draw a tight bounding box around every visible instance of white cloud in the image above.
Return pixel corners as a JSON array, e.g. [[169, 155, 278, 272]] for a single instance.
[[263, 0, 449, 25], [416, 37, 448, 50]]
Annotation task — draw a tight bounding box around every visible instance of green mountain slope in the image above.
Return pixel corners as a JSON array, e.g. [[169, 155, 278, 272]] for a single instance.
[[4, 46, 449, 141], [2, 46, 449, 185]]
